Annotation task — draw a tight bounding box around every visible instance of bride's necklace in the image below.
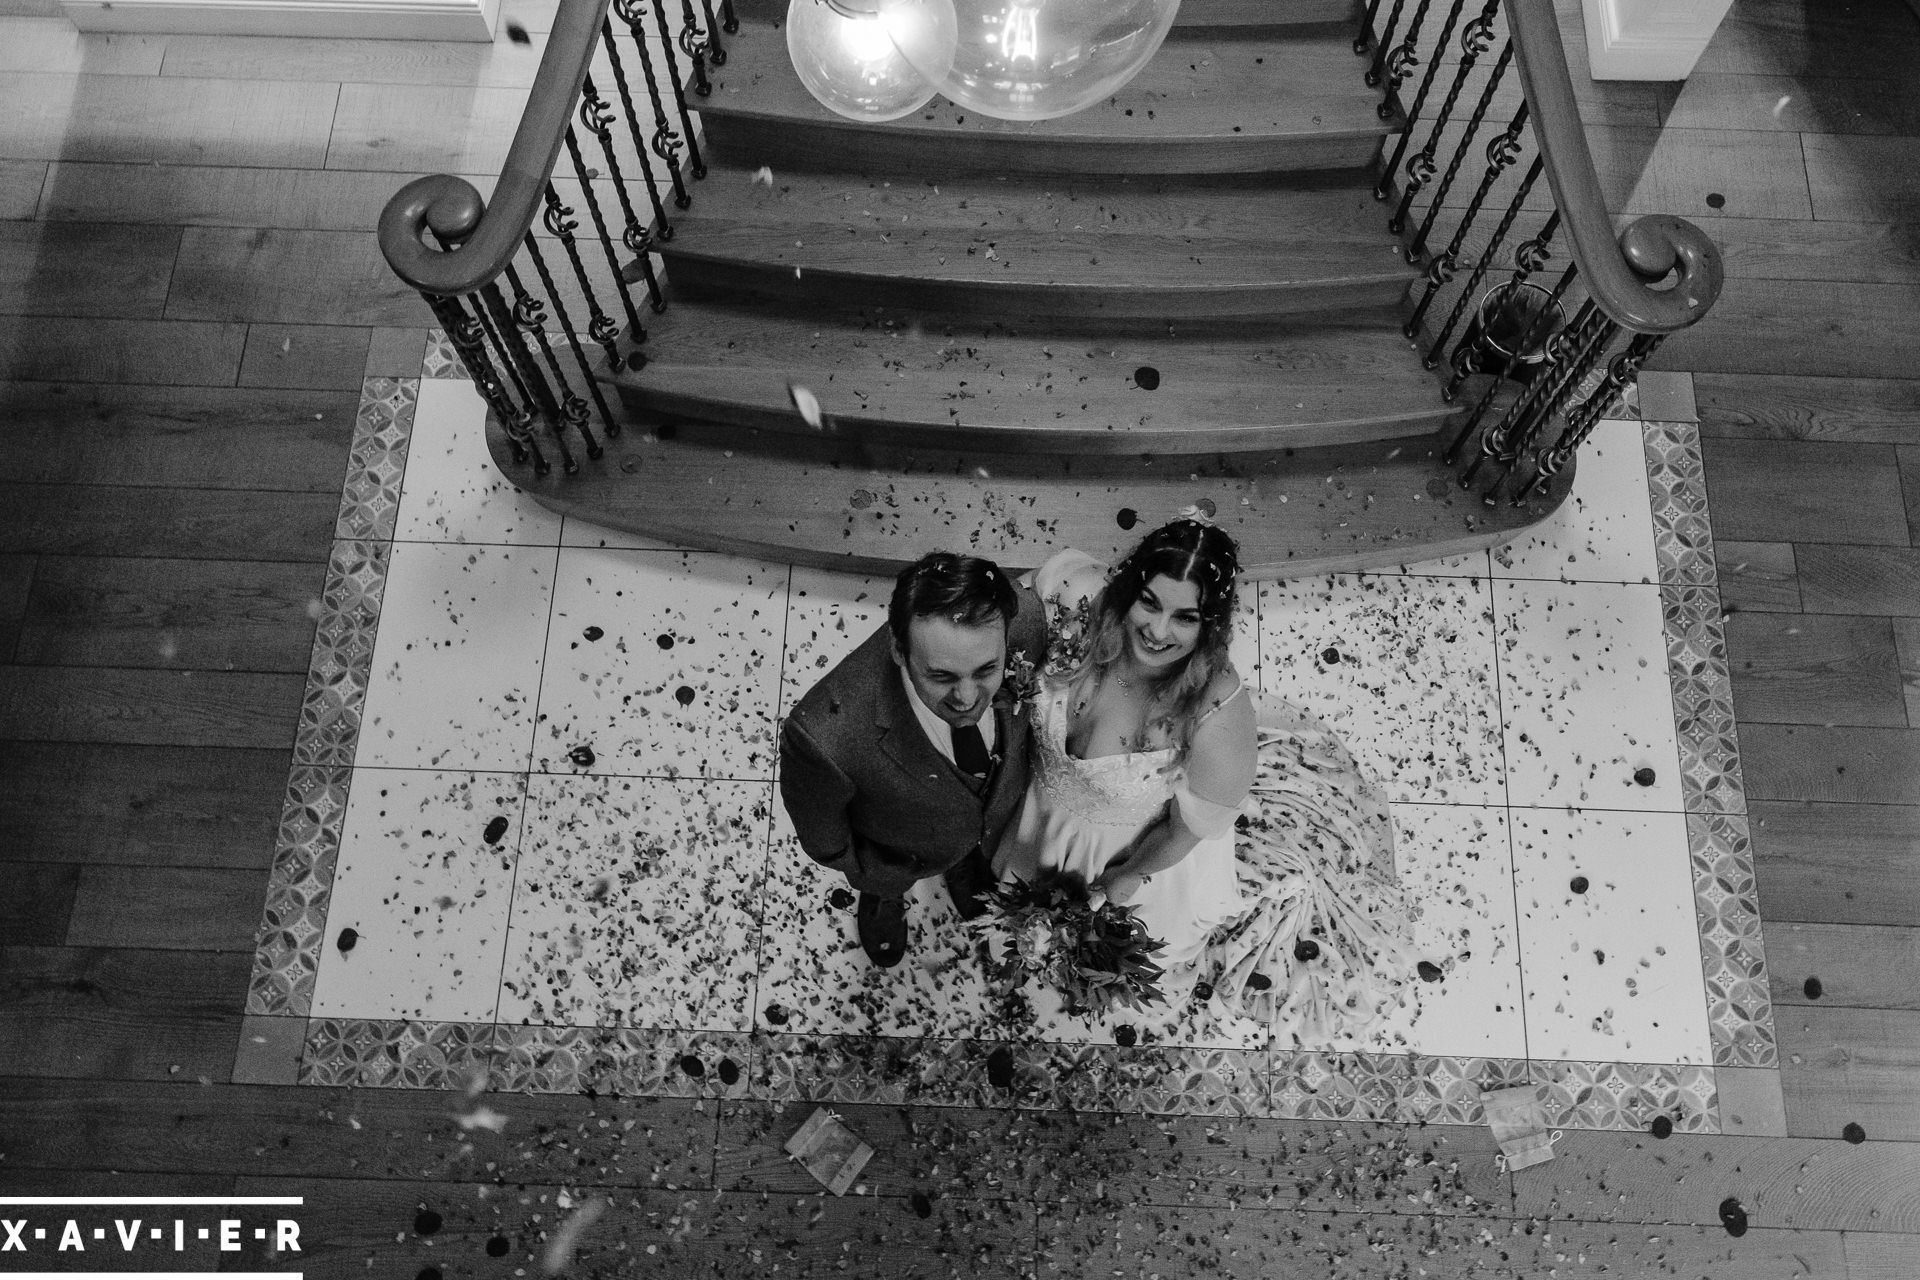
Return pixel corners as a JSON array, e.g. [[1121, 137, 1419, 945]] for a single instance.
[[1110, 662, 1167, 693]]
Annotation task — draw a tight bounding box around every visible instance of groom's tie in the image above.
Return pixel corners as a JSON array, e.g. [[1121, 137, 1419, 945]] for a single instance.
[[951, 722, 993, 787]]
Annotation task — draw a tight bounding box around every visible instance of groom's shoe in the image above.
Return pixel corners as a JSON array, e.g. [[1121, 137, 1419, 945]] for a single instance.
[[856, 893, 908, 968], [942, 851, 995, 922]]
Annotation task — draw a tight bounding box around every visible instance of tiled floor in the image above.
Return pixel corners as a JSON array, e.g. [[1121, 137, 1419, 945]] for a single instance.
[[244, 352, 1774, 1132]]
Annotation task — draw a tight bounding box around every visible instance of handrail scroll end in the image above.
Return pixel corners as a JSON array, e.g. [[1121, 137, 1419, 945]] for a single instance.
[[379, 174, 490, 298], [1616, 214, 1724, 333]]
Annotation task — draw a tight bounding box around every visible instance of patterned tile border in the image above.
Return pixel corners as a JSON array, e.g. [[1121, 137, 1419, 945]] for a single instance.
[[422, 327, 467, 381], [493, 1025, 755, 1099], [1271, 1051, 1714, 1133], [1645, 418, 1745, 816], [300, 1018, 498, 1089], [246, 376, 413, 1018], [248, 765, 352, 1017], [335, 378, 416, 542], [292, 539, 390, 771], [1691, 814, 1777, 1068], [258, 367, 1771, 1121], [1642, 417, 1776, 1069], [291, 1023, 1712, 1131]]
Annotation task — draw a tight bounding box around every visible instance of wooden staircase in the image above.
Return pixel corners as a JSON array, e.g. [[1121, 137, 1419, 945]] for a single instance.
[[498, 0, 1576, 577]]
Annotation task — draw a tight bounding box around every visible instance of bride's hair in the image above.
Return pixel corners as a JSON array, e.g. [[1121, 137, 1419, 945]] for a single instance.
[[1075, 518, 1242, 750]]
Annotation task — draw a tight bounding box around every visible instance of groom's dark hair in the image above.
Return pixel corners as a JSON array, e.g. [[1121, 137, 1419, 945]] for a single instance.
[[888, 552, 1019, 653]]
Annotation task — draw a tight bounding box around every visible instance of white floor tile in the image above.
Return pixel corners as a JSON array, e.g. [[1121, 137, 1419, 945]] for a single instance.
[[756, 802, 1009, 1042], [309, 767, 526, 1023], [1491, 420, 1657, 584], [1357, 803, 1527, 1061], [355, 541, 556, 772], [1381, 549, 1494, 579], [394, 378, 566, 546], [496, 775, 771, 1032], [1258, 574, 1505, 806], [533, 548, 787, 779], [1495, 578, 1683, 810], [780, 566, 893, 722], [1510, 807, 1712, 1064], [559, 515, 693, 551]]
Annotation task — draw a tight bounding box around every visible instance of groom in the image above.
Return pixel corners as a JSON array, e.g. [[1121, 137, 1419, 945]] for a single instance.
[[779, 552, 1046, 968]]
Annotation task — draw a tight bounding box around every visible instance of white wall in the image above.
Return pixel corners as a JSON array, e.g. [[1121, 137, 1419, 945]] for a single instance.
[[1582, 0, 1734, 81], [61, 0, 499, 40]]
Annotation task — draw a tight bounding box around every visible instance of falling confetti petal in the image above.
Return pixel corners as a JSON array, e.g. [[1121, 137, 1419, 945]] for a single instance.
[[541, 1197, 607, 1275], [788, 382, 825, 429], [456, 1105, 509, 1133]]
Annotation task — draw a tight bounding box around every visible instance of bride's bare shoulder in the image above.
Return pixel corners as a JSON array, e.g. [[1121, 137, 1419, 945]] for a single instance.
[[1035, 548, 1107, 609]]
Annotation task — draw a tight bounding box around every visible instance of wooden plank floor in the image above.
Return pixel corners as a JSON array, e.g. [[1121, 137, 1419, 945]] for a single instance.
[[2, 0, 1919, 1274]]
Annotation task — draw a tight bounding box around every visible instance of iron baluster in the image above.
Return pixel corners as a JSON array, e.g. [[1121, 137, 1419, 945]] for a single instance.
[[1524, 332, 1666, 500], [465, 284, 542, 428], [1442, 260, 1575, 462], [699, 0, 726, 64], [1378, 0, 1442, 120], [525, 227, 618, 447], [1356, 0, 1387, 55], [1386, 0, 1500, 220], [720, 0, 738, 33], [1460, 295, 1595, 482], [1378, 0, 1468, 181], [573, 84, 665, 318], [1483, 304, 1616, 498], [478, 278, 572, 475], [1408, 38, 1514, 261], [596, 24, 674, 241], [614, 0, 691, 211], [425, 292, 543, 471], [676, 0, 712, 98], [1445, 210, 1561, 399], [1497, 313, 1620, 501], [1368, 0, 1412, 86], [649, 0, 707, 184], [541, 179, 628, 380], [1404, 101, 1529, 335], [1423, 153, 1544, 364], [501, 264, 584, 473]]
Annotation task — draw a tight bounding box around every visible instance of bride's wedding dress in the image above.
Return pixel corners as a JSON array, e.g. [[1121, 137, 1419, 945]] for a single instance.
[[996, 550, 1410, 1040], [998, 675, 1246, 971]]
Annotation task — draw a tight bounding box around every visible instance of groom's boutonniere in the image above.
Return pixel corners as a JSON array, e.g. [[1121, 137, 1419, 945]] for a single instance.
[[1002, 650, 1040, 716]]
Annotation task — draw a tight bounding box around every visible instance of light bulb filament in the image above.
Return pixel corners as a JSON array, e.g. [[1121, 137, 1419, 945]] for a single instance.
[[999, 5, 1038, 64]]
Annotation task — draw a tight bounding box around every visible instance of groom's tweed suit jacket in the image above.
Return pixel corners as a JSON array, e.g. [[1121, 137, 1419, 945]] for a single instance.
[[779, 588, 1046, 898]]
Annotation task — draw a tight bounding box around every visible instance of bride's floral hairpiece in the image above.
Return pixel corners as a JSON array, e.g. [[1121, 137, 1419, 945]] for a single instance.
[[1175, 503, 1217, 527]]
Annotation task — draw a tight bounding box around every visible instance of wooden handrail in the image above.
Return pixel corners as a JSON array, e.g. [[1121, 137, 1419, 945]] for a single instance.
[[377, 0, 609, 296], [1504, 0, 1722, 334]]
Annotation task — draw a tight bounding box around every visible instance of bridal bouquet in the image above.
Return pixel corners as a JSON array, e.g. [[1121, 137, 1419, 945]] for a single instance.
[[971, 867, 1168, 1019]]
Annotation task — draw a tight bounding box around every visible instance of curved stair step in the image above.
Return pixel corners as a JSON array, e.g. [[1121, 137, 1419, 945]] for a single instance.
[[613, 298, 1448, 453], [660, 162, 1417, 320], [1179, 0, 1360, 25], [494, 417, 1572, 579], [730, 0, 1362, 31], [698, 23, 1397, 176]]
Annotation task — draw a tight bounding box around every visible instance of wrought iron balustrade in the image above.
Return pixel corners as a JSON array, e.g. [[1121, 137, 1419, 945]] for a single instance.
[[1361, 0, 1723, 501], [376, 0, 730, 475], [375, 0, 1721, 502]]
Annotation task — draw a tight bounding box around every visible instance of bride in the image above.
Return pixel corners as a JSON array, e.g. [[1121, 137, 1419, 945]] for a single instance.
[[995, 517, 1408, 1036]]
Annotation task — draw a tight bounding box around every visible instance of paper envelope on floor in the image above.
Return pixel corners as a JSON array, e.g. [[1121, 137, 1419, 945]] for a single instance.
[[1480, 1085, 1559, 1172], [784, 1108, 874, 1196]]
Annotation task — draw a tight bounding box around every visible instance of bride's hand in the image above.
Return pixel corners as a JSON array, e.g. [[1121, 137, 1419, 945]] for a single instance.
[[1100, 872, 1145, 906]]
